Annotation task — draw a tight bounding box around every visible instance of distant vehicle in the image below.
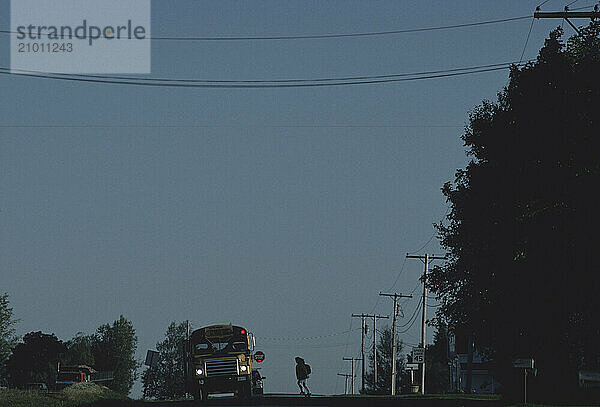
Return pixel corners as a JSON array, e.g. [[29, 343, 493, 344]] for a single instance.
[[55, 365, 93, 389], [55, 365, 113, 390], [185, 324, 265, 401], [25, 382, 48, 392]]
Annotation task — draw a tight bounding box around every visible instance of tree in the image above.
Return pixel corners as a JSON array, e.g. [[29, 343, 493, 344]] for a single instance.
[[364, 325, 405, 394], [0, 293, 19, 382], [5, 331, 65, 388], [142, 321, 187, 400], [63, 333, 95, 367], [425, 320, 450, 394], [92, 315, 139, 395], [428, 23, 600, 401]]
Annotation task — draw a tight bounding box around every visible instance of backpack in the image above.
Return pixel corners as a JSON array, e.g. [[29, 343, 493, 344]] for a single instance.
[[305, 364, 311, 375]]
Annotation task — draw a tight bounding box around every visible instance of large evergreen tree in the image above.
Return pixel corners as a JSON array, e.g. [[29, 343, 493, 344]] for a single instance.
[[428, 23, 600, 401]]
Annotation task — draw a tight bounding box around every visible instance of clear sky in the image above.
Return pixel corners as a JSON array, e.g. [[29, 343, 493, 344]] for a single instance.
[[0, 0, 579, 397]]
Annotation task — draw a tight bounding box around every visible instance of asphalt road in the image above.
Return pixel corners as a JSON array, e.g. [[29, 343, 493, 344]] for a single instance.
[[86, 394, 505, 407]]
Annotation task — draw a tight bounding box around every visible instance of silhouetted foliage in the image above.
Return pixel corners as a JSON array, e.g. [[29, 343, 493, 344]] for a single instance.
[[425, 320, 450, 394], [63, 332, 95, 367], [92, 315, 139, 395], [5, 331, 65, 388], [141, 321, 187, 400], [0, 293, 19, 383], [364, 325, 405, 394], [428, 22, 600, 402]]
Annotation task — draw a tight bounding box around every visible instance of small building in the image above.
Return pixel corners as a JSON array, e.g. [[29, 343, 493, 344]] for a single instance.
[[449, 332, 499, 394]]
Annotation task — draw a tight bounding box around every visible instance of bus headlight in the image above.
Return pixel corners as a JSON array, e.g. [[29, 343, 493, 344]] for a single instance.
[[240, 365, 247, 372], [196, 368, 203, 376]]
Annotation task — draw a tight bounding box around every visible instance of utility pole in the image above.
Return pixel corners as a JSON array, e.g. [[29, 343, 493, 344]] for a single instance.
[[351, 314, 367, 393], [186, 320, 190, 397], [406, 253, 446, 394], [337, 373, 352, 394], [379, 292, 412, 395], [362, 316, 366, 392], [534, 5, 599, 35], [343, 357, 361, 394], [352, 313, 388, 391]]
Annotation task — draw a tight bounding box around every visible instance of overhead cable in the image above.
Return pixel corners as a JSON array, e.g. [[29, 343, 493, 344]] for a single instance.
[[0, 15, 531, 41]]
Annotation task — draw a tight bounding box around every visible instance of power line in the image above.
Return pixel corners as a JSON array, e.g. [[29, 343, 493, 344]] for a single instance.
[[406, 205, 451, 256], [408, 280, 422, 297], [0, 15, 532, 41], [519, 18, 536, 63], [0, 124, 464, 129], [1, 61, 523, 84], [260, 327, 362, 341], [398, 297, 423, 329], [398, 299, 423, 334], [0, 60, 530, 88], [0, 64, 526, 88], [537, 0, 554, 8], [386, 257, 408, 293], [407, 235, 436, 256]]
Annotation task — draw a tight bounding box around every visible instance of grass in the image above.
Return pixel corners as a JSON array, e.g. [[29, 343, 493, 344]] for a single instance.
[[0, 382, 129, 407], [331, 393, 502, 400]]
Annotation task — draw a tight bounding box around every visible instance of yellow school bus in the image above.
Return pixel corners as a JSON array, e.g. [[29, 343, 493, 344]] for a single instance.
[[187, 324, 258, 401]]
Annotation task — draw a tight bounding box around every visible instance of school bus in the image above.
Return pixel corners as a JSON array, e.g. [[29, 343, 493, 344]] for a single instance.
[[186, 324, 261, 401]]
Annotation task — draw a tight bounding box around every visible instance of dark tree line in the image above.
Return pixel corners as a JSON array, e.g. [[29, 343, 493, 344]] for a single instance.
[[0, 297, 139, 396], [428, 23, 600, 402]]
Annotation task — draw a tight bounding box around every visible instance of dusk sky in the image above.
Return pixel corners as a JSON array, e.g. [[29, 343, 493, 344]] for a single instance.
[[0, 0, 579, 397]]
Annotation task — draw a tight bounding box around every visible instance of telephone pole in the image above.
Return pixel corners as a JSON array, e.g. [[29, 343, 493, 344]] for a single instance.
[[185, 320, 190, 397], [534, 5, 599, 35], [352, 313, 388, 390], [343, 357, 361, 394], [379, 292, 412, 395], [406, 253, 446, 394], [351, 314, 368, 393], [337, 373, 352, 394]]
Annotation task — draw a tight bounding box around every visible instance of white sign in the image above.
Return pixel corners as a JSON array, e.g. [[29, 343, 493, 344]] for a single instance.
[[513, 358, 534, 369], [405, 363, 419, 370], [11, 0, 151, 73], [412, 347, 425, 364]]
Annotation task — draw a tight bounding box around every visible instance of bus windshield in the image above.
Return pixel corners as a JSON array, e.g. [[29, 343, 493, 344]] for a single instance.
[[191, 325, 249, 355]]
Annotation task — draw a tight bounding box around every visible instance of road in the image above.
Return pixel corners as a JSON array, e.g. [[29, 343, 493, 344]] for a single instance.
[[92, 394, 505, 407]]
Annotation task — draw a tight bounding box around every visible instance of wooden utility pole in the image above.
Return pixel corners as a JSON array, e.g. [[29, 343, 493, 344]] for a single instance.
[[185, 320, 190, 397], [406, 254, 446, 394], [379, 292, 412, 395], [351, 314, 366, 393], [353, 313, 388, 390], [534, 6, 599, 35], [337, 373, 352, 394], [343, 357, 361, 394]]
